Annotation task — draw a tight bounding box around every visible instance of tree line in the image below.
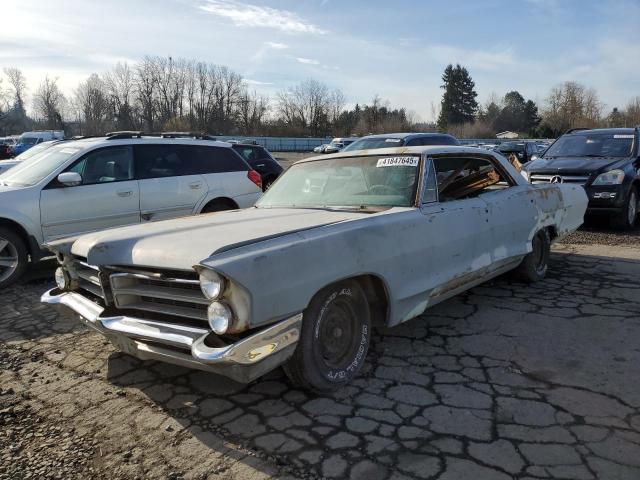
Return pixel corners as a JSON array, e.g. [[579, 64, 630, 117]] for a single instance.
[[0, 57, 638, 139]]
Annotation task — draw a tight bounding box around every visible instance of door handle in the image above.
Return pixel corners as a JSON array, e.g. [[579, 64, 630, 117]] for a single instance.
[[117, 190, 132, 197], [189, 182, 203, 190]]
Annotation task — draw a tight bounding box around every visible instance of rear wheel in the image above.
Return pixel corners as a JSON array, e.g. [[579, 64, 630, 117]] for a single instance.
[[515, 229, 550, 282], [284, 280, 371, 393], [611, 187, 638, 230], [0, 227, 28, 288]]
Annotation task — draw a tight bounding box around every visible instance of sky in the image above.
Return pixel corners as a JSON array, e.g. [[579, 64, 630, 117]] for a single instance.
[[1, 0, 639, 121]]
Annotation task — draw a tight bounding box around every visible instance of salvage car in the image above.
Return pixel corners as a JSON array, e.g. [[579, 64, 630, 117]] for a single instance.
[[42, 146, 587, 392], [523, 127, 640, 229], [0, 133, 262, 287]]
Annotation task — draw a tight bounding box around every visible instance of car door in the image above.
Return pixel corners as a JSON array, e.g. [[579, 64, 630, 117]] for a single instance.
[[40, 146, 140, 242], [135, 144, 208, 222], [193, 145, 261, 208], [474, 155, 539, 262], [415, 156, 495, 304]]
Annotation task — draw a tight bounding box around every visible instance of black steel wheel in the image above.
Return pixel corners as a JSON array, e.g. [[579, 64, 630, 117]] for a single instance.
[[284, 279, 371, 393]]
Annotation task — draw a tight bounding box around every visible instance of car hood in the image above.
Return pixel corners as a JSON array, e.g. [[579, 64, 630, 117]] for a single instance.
[[525, 156, 625, 173], [64, 207, 371, 270]]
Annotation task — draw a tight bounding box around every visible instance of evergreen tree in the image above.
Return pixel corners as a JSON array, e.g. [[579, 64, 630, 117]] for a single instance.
[[523, 100, 541, 134], [437, 64, 478, 130]]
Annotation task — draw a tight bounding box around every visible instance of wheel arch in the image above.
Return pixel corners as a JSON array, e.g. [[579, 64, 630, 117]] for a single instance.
[[0, 217, 35, 261], [309, 273, 391, 328], [200, 197, 239, 213]]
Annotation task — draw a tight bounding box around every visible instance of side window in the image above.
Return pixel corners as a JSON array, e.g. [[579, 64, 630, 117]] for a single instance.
[[134, 144, 193, 179], [192, 146, 249, 174], [70, 146, 133, 185], [422, 158, 438, 203], [256, 147, 272, 160], [432, 156, 514, 201]]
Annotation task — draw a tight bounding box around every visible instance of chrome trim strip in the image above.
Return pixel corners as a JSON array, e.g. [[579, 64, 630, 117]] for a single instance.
[[192, 313, 302, 365]]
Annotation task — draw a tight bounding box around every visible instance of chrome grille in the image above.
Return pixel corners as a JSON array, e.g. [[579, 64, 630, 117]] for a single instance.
[[530, 174, 590, 186], [74, 260, 105, 300], [109, 271, 208, 322]]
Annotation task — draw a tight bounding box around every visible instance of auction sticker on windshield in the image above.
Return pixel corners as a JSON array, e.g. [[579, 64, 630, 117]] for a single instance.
[[377, 157, 419, 167], [614, 135, 634, 139]]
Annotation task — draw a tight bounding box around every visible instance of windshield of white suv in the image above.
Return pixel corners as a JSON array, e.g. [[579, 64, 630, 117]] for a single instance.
[[257, 154, 420, 210], [342, 138, 404, 151], [0, 145, 81, 187], [544, 133, 634, 158]]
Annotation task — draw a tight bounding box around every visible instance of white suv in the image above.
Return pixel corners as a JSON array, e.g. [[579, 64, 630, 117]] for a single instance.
[[0, 133, 264, 287]]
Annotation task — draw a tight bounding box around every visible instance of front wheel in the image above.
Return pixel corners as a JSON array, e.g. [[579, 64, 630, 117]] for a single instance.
[[0, 227, 28, 289], [611, 187, 638, 230], [284, 280, 371, 393], [515, 229, 550, 282]]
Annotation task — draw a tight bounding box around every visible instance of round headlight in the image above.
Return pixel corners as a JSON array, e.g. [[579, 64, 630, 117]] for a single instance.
[[55, 267, 69, 290], [199, 269, 226, 300], [207, 302, 232, 335]]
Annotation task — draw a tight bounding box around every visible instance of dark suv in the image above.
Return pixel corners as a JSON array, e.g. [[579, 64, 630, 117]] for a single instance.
[[523, 128, 640, 229], [495, 141, 538, 163], [232, 143, 283, 190], [342, 132, 460, 152]]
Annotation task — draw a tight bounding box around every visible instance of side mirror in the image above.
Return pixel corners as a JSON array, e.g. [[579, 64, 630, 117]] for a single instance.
[[57, 172, 82, 187]]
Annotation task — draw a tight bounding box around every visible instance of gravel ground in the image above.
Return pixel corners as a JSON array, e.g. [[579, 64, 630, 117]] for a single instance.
[[1, 229, 639, 479]]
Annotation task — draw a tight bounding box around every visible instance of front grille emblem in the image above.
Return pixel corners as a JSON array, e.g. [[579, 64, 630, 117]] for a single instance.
[[550, 175, 563, 184]]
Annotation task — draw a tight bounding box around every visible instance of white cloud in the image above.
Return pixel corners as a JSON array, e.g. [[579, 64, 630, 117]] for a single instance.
[[297, 57, 320, 65], [199, 1, 326, 34], [243, 78, 274, 85], [265, 41, 288, 49]]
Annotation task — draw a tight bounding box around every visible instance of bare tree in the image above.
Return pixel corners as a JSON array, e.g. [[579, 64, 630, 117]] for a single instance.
[[74, 74, 110, 135], [33, 76, 65, 129], [626, 97, 640, 126], [277, 79, 333, 136], [238, 89, 269, 135], [4, 67, 27, 113], [541, 81, 603, 135], [136, 56, 157, 131], [104, 62, 137, 130]]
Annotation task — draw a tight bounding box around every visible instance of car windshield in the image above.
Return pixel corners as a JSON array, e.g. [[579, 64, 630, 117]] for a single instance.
[[18, 136, 39, 145], [257, 154, 420, 210], [342, 138, 404, 152], [0, 145, 81, 187], [544, 133, 634, 158], [498, 142, 525, 152]]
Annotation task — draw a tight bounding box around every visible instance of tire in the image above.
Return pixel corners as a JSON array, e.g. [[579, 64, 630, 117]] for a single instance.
[[284, 280, 371, 393], [611, 187, 638, 230], [201, 201, 235, 214], [0, 227, 28, 289], [515, 229, 550, 283]]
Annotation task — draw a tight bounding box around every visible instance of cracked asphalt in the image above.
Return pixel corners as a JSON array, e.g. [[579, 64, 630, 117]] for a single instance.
[[1, 234, 639, 479]]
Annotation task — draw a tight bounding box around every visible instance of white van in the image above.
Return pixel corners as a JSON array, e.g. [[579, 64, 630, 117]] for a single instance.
[[324, 137, 359, 153]]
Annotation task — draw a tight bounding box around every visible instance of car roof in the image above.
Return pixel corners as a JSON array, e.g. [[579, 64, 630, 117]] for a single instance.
[[355, 132, 455, 140], [70, 136, 234, 148], [566, 128, 636, 135], [298, 145, 496, 164]]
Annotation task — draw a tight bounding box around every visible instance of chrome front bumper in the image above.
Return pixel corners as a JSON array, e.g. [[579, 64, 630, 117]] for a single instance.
[[41, 288, 302, 383]]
